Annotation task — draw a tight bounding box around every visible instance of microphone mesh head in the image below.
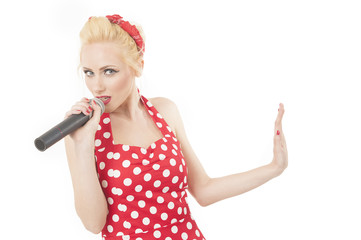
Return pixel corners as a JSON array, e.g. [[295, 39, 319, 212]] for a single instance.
[[91, 98, 105, 115]]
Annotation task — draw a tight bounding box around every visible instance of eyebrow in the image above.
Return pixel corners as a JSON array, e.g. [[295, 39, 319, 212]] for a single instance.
[[83, 65, 118, 71]]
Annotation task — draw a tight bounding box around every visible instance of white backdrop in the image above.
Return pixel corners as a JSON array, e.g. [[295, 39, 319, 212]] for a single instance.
[[1, 0, 360, 239]]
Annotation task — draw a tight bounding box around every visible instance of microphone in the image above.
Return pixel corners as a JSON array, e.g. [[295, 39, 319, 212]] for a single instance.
[[34, 98, 105, 152]]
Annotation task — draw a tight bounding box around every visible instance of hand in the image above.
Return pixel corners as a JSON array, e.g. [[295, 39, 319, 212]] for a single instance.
[[271, 103, 288, 174], [64, 97, 102, 143]]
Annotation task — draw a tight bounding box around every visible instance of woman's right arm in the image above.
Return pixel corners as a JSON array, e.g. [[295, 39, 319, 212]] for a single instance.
[[64, 98, 108, 234]]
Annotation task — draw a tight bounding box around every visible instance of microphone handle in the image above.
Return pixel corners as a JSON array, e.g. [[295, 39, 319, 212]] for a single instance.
[[34, 113, 90, 152]]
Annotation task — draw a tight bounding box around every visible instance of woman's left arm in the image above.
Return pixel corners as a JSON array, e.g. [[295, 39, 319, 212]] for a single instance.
[[155, 98, 288, 207]]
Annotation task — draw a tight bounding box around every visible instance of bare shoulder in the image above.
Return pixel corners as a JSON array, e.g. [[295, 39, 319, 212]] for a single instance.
[[149, 97, 181, 135]]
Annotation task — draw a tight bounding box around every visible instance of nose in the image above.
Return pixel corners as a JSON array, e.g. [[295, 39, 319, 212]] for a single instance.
[[93, 76, 106, 94]]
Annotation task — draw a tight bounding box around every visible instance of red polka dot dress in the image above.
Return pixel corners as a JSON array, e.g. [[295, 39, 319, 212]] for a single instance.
[[94, 92, 207, 240]]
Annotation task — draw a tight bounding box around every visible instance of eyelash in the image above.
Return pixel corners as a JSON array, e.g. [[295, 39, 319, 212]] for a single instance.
[[83, 69, 119, 77]]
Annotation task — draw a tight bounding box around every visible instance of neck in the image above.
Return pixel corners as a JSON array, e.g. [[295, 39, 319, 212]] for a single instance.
[[112, 85, 143, 121]]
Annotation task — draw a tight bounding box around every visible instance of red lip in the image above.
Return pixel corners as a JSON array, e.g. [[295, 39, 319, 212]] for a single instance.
[[96, 96, 111, 105]]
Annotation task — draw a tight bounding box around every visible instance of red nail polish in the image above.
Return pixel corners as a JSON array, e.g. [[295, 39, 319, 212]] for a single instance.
[[277, 130, 280, 135], [88, 106, 93, 111]]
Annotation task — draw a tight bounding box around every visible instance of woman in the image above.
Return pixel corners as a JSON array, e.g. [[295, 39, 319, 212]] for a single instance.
[[64, 14, 288, 240]]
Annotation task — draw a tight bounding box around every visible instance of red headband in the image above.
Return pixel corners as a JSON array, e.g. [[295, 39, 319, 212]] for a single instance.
[[89, 14, 145, 54]]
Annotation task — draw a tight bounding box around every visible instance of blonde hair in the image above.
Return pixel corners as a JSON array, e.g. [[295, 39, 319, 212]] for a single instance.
[[79, 16, 145, 76]]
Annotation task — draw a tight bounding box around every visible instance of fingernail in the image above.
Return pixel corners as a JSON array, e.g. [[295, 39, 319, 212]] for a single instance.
[[88, 106, 93, 111], [277, 130, 280, 135]]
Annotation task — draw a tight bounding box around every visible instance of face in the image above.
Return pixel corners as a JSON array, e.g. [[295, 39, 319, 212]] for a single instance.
[[81, 41, 136, 113]]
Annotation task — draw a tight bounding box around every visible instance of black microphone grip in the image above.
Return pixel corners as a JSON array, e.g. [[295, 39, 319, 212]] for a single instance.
[[34, 98, 105, 152]]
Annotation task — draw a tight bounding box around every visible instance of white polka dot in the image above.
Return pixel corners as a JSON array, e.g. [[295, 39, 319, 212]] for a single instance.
[[122, 160, 131, 168], [171, 218, 177, 224], [154, 230, 161, 238], [102, 180, 108, 188], [95, 139, 101, 147], [187, 222, 192, 229], [181, 232, 188, 239], [162, 187, 170, 193], [126, 195, 134, 201], [172, 144, 178, 150], [140, 148, 147, 154], [163, 169, 170, 177], [146, 190, 153, 198], [123, 221, 131, 229], [154, 223, 161, 229], [135, 185, 143, 192], [151, 143, 156, 149], [165, 237, 172, 240], [98, 147, 105, 152], [111, 187, 122, 196], [149, 153, 154, 158], [154, 180, 161, 188], [177, 207, 182, 215], [161, 212, 168, 220], [172, 176, 179, 184], [103, 132, 111, 138], [148, 110, 154, 115], [173, 137, 178, 142], [179, 165, 183, 172], [108, 169, 114, 177], [156, 122, 162, 128], [138, 200, 146, 208], [167, 126, 172, 132], [150, 206, 157, 214], [113, 170, 121, 178], [195, 229, 200, 237], [147, 101, 153, 107], [124, 178, 132, 186], [144, 173, 152, 181], [107, 152, 114, 159], [170, 159, 176, 166], [168, 201, 175, 209], [133, 167, 141, 175], [107, 225, 113, 233], [118, 204, 127, 212], [162, 137, 168, 142], [184, 207, 187, 215], [97, 124, 101, 130], [143, 217, 150, 225], [159, 154, 166, 160], [152, 164, 160, 170], [161, 144, 167, 151], [112, 214, 119, 222], [179, 182, 184, 189], [99, 162, 105, 170], [131, 211, 139, 219], [142, 159, 150, 165], [116, 232, 124, 236], [172, 149, 177, 155], [122, 145, 130, 151], [171, 191, 178, 198], [107, 197, 114, 205], [181, 158, 186, 165], [123, 236, 130, 240], [113, 152, 120, 160], [157, 196, 164, 203], [132, 153, 139, 159], [103, 118, 110, 124], [171, 226, 178, 233], [156, 113, 163, 119]]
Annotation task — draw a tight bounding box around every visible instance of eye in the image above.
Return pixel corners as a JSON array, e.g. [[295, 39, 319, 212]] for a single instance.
[[104, 69, 118, 75], [84, 70, 94, 77]]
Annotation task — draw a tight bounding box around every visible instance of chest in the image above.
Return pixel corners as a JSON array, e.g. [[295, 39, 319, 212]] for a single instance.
[[110, 114, 164, 149]]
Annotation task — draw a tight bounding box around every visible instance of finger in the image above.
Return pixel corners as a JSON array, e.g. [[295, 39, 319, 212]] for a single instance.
[[275, 103, 285, 133], [64, 109, 81, 119]]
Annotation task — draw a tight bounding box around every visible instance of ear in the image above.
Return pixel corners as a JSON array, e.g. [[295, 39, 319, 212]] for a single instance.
[[135, 59, 144, 77]]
